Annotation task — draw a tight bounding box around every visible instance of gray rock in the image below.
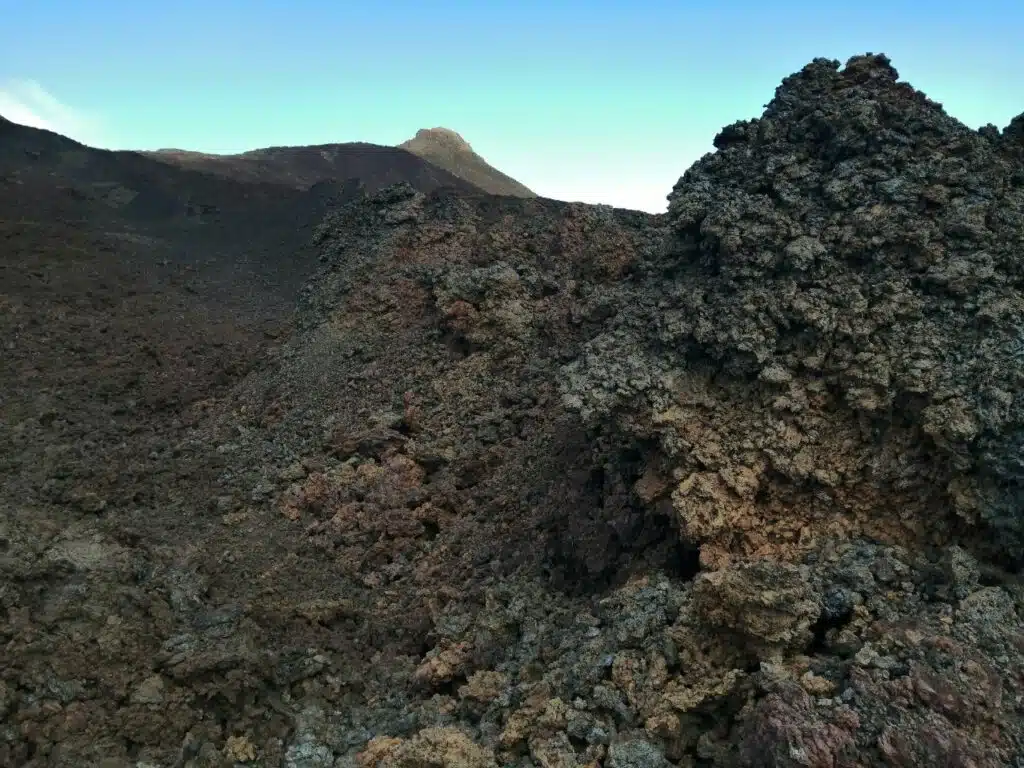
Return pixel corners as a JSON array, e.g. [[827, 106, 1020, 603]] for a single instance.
[[607, 739, 671, 768]]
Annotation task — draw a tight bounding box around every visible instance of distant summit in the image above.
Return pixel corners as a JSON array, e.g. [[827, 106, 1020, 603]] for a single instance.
[[399, 127, 535, 197], [142, 129, 533, 199], [406, 127, 475, 152]]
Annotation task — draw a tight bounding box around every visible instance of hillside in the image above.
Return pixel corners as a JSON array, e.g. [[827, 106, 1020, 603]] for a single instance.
[[2, 54, 1024, 767], [143, 127, 535, 198], [144, 141, 484, 194]]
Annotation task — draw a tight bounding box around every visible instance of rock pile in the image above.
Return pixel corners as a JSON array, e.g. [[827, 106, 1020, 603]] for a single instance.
[[563, 53, 1024, 571]]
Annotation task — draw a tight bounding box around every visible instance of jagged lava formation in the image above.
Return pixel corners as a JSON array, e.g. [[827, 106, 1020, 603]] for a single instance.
[[2, 54, 1023, 767], [562, 53, 1024, 571]]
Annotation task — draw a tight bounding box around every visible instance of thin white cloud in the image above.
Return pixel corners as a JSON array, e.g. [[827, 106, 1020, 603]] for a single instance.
[[0, 79, 108, 147]]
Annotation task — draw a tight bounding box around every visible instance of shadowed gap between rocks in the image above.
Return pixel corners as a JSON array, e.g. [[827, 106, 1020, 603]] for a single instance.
[[536, 429, 700, 596]]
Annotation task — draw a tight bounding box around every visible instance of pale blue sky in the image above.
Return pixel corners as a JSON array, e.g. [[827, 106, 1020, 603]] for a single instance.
[[1, 0, 1021, 212]]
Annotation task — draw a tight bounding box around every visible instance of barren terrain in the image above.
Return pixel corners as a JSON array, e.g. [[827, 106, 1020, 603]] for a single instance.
[[1, 55, 1023, 767]]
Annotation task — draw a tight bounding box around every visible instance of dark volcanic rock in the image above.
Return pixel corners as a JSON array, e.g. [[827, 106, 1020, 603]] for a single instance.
[[563, 53, 1024, 570], [3, 53, 1024, 767]]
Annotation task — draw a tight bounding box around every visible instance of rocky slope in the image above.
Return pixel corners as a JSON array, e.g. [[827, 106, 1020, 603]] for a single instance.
[[144, 142, 483, 195], [399, 128, 536, 198], [1, 54, 1023, 767]]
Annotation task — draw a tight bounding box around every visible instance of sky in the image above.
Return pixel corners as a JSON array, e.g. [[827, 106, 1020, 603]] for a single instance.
[[1, 0, 1021, 213]]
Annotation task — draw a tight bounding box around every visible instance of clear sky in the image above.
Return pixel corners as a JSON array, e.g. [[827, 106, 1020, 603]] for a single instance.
[[1, 0, 1021, 212]]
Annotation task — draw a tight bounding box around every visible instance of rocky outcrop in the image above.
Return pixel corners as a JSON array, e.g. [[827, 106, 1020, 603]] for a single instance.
[[562, 53, 1024, 571]]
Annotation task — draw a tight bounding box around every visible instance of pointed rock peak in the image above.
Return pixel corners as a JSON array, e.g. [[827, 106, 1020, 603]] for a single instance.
[[841, 52, 900, 83], [404, 127, 474, 153], [398, 126, 535, 197], [765, 53, 914, 121]]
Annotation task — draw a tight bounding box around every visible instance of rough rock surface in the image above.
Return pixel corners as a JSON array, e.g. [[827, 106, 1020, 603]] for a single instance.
[[563, 53, 1024, 571], [3, 54, 1024, 767]]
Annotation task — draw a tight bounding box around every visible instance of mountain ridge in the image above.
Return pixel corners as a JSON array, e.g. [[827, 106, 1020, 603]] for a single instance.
[[1, 115, 537, 200], [137, 127, 534, 197], [141, 140, 483, 194]]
